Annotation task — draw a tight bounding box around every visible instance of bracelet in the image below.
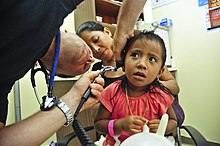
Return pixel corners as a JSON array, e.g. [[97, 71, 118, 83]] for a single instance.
[[56, 99, 73, 127], [108, 119, 115, 137]]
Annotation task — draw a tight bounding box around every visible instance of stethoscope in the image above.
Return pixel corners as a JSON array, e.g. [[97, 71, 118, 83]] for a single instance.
[[31, 30, 60, 110]]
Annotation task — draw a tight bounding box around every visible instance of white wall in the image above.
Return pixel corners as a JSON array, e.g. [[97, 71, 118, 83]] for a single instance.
[[152, 0, 220, 143], [60, 11, 75, 33], [6, 90, 15, 125]]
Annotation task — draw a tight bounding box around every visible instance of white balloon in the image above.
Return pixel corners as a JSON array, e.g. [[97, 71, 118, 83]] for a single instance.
[[120, 131, 173, 146], [120, 114, 173, 146]]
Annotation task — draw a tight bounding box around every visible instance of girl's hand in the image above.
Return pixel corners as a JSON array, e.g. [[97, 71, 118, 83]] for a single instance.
[[147, 119, 161, 133], [115, 116, 146, 134]]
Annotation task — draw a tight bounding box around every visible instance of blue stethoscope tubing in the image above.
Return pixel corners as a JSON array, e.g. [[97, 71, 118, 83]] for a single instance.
[[47, 31, 60, 97]]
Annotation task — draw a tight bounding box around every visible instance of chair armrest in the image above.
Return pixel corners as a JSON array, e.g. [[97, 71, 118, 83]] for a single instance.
[[180, 125, 209, 146], [58, 126, 94, 146]]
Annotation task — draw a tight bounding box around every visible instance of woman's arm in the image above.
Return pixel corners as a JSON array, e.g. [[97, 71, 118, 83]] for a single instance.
[[159, 66, 180, 95], [165, 106, 177, 134]]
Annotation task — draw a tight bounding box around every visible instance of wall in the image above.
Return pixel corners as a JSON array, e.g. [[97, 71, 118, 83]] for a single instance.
[[60, 11, 75, 33], [152, 0, 220, 143], [7, 90, 15, 125]]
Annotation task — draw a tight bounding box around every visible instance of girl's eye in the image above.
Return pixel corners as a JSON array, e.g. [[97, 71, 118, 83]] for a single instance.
[[131, 52, 139, 58], [149, 57, 156, 62]]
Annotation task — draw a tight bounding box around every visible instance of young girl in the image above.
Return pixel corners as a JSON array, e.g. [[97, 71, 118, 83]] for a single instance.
[[94, 31, 177, 146]]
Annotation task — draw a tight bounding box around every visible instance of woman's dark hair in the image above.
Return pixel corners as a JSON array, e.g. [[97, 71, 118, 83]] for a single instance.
[[76, 21, 104, 36]]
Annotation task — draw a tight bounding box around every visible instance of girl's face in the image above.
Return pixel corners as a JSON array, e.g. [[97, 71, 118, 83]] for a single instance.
[[124, 39, 164, 89], [79, 28, 114, 61]]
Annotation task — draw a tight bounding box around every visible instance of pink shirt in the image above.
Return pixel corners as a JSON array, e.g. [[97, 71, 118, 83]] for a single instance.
[[99, 80, 174, 146]]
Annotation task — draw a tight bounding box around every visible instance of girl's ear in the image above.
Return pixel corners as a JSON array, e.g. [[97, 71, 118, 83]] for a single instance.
[[103, 27, 112, 37], [157, 66, 165, 78]]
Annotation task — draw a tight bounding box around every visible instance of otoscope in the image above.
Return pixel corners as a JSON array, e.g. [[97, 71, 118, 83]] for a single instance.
[[72, 66, 116, 146]]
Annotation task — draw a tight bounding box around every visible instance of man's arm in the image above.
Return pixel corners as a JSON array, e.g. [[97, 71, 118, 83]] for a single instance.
[[113, 0, 147, 61], [0, 71, 104, 145]]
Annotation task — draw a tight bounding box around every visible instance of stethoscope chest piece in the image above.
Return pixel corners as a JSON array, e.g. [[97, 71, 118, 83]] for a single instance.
[[40, 95, 59, 111]]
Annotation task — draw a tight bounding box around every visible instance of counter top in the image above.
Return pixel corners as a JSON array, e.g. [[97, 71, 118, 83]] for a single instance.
[[168, 67, 177, 72], [54, 75, 80, 81], [55, 67, 177, 81]]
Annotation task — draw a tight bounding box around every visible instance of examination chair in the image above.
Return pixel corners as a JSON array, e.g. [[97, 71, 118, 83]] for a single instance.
[[174, 97, 209, 146], [57, 125, 209, 146], [57, 95, 209, 146]]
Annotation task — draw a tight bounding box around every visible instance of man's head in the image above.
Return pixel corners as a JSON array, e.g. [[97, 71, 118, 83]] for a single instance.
[[41, 31, 95, 77]]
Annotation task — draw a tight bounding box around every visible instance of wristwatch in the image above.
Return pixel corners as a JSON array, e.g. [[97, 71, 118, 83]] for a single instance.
[[56, 99, 74, 127], [40, 96, 73, 127]]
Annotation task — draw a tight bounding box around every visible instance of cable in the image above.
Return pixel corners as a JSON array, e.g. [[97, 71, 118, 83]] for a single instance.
[[72, 66, 116, 146], [72, 119, 95, 146]]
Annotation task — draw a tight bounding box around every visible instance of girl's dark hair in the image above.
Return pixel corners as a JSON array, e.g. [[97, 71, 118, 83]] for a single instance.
[[121, 30, 167, 69], [76, 21, 104, 36], [111, 30, 172, 102]]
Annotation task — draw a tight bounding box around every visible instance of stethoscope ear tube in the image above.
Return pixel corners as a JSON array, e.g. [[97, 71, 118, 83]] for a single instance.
[[31, 66, 49, 104], [31, 60, 49, 89]]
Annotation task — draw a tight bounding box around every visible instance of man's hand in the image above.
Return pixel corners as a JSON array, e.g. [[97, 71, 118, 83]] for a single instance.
[[65, 71, 104, 112]]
